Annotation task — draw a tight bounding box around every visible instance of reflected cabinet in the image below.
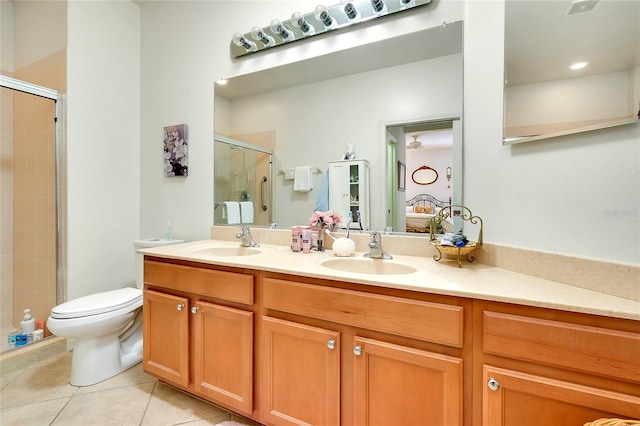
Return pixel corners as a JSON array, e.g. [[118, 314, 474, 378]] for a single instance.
[[328, 159, 369, 230]]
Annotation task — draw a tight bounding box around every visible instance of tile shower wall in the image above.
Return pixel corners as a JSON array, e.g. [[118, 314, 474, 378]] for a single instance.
[[10, 49, 66, 329]]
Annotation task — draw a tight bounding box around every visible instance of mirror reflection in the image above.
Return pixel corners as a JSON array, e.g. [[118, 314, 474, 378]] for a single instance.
[[214, 21, 463, 234], [504, 0, 640, 144], [214, 136, 274, 227]]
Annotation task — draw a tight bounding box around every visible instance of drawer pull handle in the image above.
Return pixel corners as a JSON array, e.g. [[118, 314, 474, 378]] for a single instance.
[[327, 339, 336, 350], [176, 304, 185, 311], [353, 345, 362, 356], [191, 306, 200, 314], [487, 378, 500, 391]]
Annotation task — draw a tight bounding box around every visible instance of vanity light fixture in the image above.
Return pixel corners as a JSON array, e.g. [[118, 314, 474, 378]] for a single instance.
[[314, 5, 335, 28], [270, 19, 295, 41], [570, 61, 588, 70], [291, 12, 315, 35], [230, 0, 432, 58], [251, 26, 276, 47], [232, 32, 257, 52]]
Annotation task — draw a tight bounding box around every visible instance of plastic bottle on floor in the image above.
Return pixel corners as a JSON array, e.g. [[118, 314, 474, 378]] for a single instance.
[[21, 309, 36, 334]]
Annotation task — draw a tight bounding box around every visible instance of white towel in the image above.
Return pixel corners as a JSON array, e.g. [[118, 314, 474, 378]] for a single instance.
[[293, 166, 313, 192], [283, 168, 295, 180], [240, 201, 254, 224], [224, 201, 241, 224]]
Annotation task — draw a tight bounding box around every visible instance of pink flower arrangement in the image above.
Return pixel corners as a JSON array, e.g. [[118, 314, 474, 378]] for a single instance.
[[310, 210, 342, 228]]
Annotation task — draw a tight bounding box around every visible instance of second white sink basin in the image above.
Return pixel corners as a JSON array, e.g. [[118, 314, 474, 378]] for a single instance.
[[320, 258, 418, 275]]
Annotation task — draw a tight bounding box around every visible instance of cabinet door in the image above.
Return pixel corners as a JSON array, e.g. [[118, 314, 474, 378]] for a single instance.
[[143, 289, 189, 387], [353, 336, 463, 426], [483, 366, 640, 426], [328, 162, 350, 224], [193, 301, 254, 415], [261, 316, 340, 426]]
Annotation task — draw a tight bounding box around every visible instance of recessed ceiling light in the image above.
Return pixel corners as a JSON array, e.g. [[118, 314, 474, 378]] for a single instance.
[[570, 62, 587, 70], [216, 79, 228, 85]]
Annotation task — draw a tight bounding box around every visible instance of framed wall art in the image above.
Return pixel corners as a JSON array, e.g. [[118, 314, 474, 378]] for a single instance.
[[398, 161, 406, 191], [164, 123, 188, 176]]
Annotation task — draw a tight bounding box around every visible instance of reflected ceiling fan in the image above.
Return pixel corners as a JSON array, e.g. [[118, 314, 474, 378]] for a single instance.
[[407, 135, 423, 149]]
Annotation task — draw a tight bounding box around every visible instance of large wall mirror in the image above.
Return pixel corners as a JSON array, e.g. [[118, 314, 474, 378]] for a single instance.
[[214, 21, 463, 235], [504, 0, 640, 144]]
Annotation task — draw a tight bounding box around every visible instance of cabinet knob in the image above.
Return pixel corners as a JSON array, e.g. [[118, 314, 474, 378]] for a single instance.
[[487, 378, 500, 391], [353, 345, 362, 356], [191, 306, 200, 314], [327, 339, 336, 350], [176, 303, 185, 311]]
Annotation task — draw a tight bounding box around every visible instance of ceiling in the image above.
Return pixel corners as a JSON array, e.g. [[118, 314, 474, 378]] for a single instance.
[[405, 129, 453, 150], [505, 0, 640, 86]]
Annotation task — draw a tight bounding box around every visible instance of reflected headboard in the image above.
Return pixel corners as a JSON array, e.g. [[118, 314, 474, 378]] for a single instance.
[[406, 194, 451, 210]]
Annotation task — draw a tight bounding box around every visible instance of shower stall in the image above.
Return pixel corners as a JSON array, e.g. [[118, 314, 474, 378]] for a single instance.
[[214, 135, 274, 227], [0, 75, 65, 352]]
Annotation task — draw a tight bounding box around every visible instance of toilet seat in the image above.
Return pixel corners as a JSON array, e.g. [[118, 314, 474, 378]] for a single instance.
[[51, 287, 142, 319]]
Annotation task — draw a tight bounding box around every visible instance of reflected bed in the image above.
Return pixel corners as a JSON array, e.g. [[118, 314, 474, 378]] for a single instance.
[[405, 194, 452, 233]]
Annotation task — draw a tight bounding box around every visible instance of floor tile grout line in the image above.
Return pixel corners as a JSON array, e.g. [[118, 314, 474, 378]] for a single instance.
[[48, 395, 74, 426], [138, 379, 158, 425]]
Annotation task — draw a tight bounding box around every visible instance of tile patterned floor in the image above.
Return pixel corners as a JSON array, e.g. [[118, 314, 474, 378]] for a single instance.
[[0, 352, 261, 426]]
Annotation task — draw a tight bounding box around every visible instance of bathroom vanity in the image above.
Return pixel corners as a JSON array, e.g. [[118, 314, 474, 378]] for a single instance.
[[140, 237, 640, 426]]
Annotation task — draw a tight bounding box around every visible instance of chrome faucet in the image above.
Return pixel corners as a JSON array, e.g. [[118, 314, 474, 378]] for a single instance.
[[364, 232, 392, 259], [236, 226, 259, 247]]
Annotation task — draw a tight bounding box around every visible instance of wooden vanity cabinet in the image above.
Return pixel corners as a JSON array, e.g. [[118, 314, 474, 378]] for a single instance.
[[143, 259, 256, 416], [261, 275, 469, 426], [474, 301, 640, 425]]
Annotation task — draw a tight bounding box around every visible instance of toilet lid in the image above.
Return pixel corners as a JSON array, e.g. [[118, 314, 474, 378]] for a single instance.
[[51, 287, 142, 319]]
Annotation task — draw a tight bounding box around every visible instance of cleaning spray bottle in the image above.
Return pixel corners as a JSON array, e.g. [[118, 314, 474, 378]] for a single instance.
[[21, 308, 35, 334]]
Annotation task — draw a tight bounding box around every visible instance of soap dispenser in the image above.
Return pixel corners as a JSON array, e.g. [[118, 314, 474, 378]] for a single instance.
[[21, 308, 36, 334]]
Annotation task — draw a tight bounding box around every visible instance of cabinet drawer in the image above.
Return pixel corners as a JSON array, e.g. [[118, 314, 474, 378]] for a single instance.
[[144, 260, 254, 305], [263, 278, 463, 347], [483, 311, 640, 383]]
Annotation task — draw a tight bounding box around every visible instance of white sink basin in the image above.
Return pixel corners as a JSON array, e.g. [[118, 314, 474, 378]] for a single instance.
[[320, 258, 418, 275], [191, 244, 274, 257]]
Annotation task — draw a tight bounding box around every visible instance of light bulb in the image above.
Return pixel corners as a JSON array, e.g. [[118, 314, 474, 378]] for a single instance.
[[370, 0, 385, 14], [314, 5, 335, 28], [340, 0, 359, 20], [291, 12, 314, 34], [399, 0, 414, 9], [251, 26, 275, 46], [232, 32, 256, 51], [270, 18, 293, 41]]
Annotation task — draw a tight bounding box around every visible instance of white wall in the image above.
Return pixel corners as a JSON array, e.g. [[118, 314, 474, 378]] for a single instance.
[[464, 1, 639, 264], [405, 147, 452, 203], [0, 1, 14, 72], [11, 0, 67, 71], [66, 1, 140, 299], [140, 1, 639, 265]]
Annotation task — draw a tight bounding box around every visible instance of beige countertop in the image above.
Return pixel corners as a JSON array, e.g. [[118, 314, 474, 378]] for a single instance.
[[139, 237, 640, 321]]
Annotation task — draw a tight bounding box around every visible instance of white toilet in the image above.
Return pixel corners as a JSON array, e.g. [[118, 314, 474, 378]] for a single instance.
[[47, 238, 184, 386]]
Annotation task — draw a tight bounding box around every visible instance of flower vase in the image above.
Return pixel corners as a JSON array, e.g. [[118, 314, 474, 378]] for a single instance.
[[317, 223, 325, 251]]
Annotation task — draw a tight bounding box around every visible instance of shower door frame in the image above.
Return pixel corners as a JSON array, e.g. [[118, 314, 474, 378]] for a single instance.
[[1, 75, 66, 308]]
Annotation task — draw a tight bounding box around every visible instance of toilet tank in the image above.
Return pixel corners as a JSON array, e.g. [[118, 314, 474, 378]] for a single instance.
[[133, 238, 185, 289]]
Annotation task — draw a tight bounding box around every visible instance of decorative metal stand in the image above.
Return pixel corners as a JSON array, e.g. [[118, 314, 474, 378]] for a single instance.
[[429, 205, 483, 268]]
